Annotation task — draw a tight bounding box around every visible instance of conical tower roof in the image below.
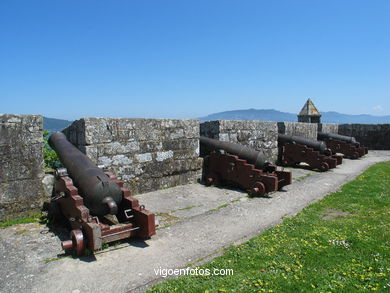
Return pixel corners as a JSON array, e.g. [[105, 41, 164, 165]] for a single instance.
[[298, 98, 321, 117]]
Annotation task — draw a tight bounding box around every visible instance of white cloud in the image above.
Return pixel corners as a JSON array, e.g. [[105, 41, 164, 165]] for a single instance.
[[373, 105, 383, 111]]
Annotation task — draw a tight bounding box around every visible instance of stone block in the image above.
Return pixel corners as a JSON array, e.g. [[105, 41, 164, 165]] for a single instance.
[[0, 114, 45, 220], [63, 118, 202, 194], [277, 122, 318, 139], [339, 124, 390, 150], [318, 123, 338, 134], [200, 120, 279, 163]]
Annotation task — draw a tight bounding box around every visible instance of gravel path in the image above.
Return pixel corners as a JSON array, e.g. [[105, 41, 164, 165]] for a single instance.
[[1, 151, 389, 293]]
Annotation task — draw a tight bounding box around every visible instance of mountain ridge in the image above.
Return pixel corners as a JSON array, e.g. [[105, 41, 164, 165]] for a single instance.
[[43, 109, 390, 132], [199, 109, 390, 124], [43, 117, 73, 132]]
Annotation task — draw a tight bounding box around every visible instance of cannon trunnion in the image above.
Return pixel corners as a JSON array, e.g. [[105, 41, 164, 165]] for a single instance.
[[317, 132, 368, 159], [200, 137, 292, 196], [278, 134, 342, 171], [49, 133, 155, 256]]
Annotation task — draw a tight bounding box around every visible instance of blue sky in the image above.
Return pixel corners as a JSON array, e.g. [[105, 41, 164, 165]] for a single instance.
[[1, 0, 389, 120]]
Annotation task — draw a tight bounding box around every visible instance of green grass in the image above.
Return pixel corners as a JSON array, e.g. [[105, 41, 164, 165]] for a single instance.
[[172, 205, 202, 213], [294, 173, 312, 182], [147, 161, 390, 293], [208, 203, 229, 213], [43, 255, 71, 263], [230, 198, 241, 203], [0, 212, 46, 228], [156, 212, 180, 230]]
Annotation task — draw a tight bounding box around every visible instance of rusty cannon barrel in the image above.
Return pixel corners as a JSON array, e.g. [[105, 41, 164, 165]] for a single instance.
[[278, 134, 332, 156], [317, 132, 360, 147], [200, 136, 268, 170], [49, 132, 122, 216]]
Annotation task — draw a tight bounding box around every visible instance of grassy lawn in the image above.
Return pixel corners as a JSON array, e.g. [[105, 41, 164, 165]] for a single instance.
[[148, 161, 390, 293]]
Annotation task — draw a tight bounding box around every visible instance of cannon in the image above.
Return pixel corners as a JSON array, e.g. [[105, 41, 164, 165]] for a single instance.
[[317, 132, 368, 159], [48, 132, 155, 255], [200, 136, 292, 196], [278, 134, 342, 171]]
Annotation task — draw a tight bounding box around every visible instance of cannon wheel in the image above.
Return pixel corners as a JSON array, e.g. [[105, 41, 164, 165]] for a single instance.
[[61, 229, 85, 256], [71, 230, 85, 256], [205, 174, 220, 186], [251, 182, 266, 197], [319, 162, 329, 172]]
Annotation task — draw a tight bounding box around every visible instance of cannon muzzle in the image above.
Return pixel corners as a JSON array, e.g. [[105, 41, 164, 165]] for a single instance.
[[49, 132, 123, 216], [278, 134, 331, 155], [200, 136, 268, 170]]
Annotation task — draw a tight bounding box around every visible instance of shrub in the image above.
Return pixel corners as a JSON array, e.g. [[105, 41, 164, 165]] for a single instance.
[[43, 130, 61, 171]]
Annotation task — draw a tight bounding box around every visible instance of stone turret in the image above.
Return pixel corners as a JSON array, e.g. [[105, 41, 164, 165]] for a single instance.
[[298, 98, 321, 123]]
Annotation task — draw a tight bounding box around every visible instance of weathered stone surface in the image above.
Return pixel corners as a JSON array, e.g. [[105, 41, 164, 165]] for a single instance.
[[0, 143, 43, 181], [0, 115, 42, 145], [65, 118, 199, 145], [338, 124, 390, 150], [318, 123, 338, 134], [277, 122, 318, 139], [63, 118, 202, 194], [0, 114, 45, 220], [124, 169, 201, 194], [200, 120, 279, 163], [42, 174, 54, 197], [62, 119, 86, 147]]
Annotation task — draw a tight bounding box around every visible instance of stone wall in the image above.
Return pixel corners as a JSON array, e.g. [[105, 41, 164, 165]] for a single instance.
[[2, 115, 388, 221], [277, 122, 318, 139], [318, 123, 339, 134], [63, 118, 202, 194], [338, 124, 390, 150], [200, 120, 279, 163], [0, 114, 45, 221]]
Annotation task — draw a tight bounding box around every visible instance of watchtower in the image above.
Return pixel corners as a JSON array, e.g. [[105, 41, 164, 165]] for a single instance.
[[298, 98, 321, 123]]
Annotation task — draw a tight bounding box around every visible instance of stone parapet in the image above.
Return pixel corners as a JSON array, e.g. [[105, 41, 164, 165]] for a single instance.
[[338, 124, 390, 150], [318, 123, 339, 134], [0, 114, 45, 221], [63, 118, 202, 194], [200, 120, 278, 163], [277, 122, 318, 139]]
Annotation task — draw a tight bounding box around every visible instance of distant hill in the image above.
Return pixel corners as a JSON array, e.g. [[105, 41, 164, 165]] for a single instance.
[[321, 111, 390, 124], [199, 109, 390, 124], [42, 110, 390, 132], [43, 117, 73, 132], [200, 109, 297, 122]]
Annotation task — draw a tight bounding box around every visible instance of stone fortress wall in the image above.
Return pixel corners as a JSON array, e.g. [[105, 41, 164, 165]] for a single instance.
[[277, 122, 318, 139], [318, 123, 339, 134], [63, 118, 202, 194], [338, 124, 390, 150], [0, 114, 389, 221], [0, 114, 45, 221], [200, 120, 279, 163]]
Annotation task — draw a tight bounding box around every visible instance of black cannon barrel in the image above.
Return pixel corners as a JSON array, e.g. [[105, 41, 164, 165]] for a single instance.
[[278, 134, 330, 154], [49, 132, 122, 216], [200, 136, 268, 170], [318, 132, 359, 147]]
